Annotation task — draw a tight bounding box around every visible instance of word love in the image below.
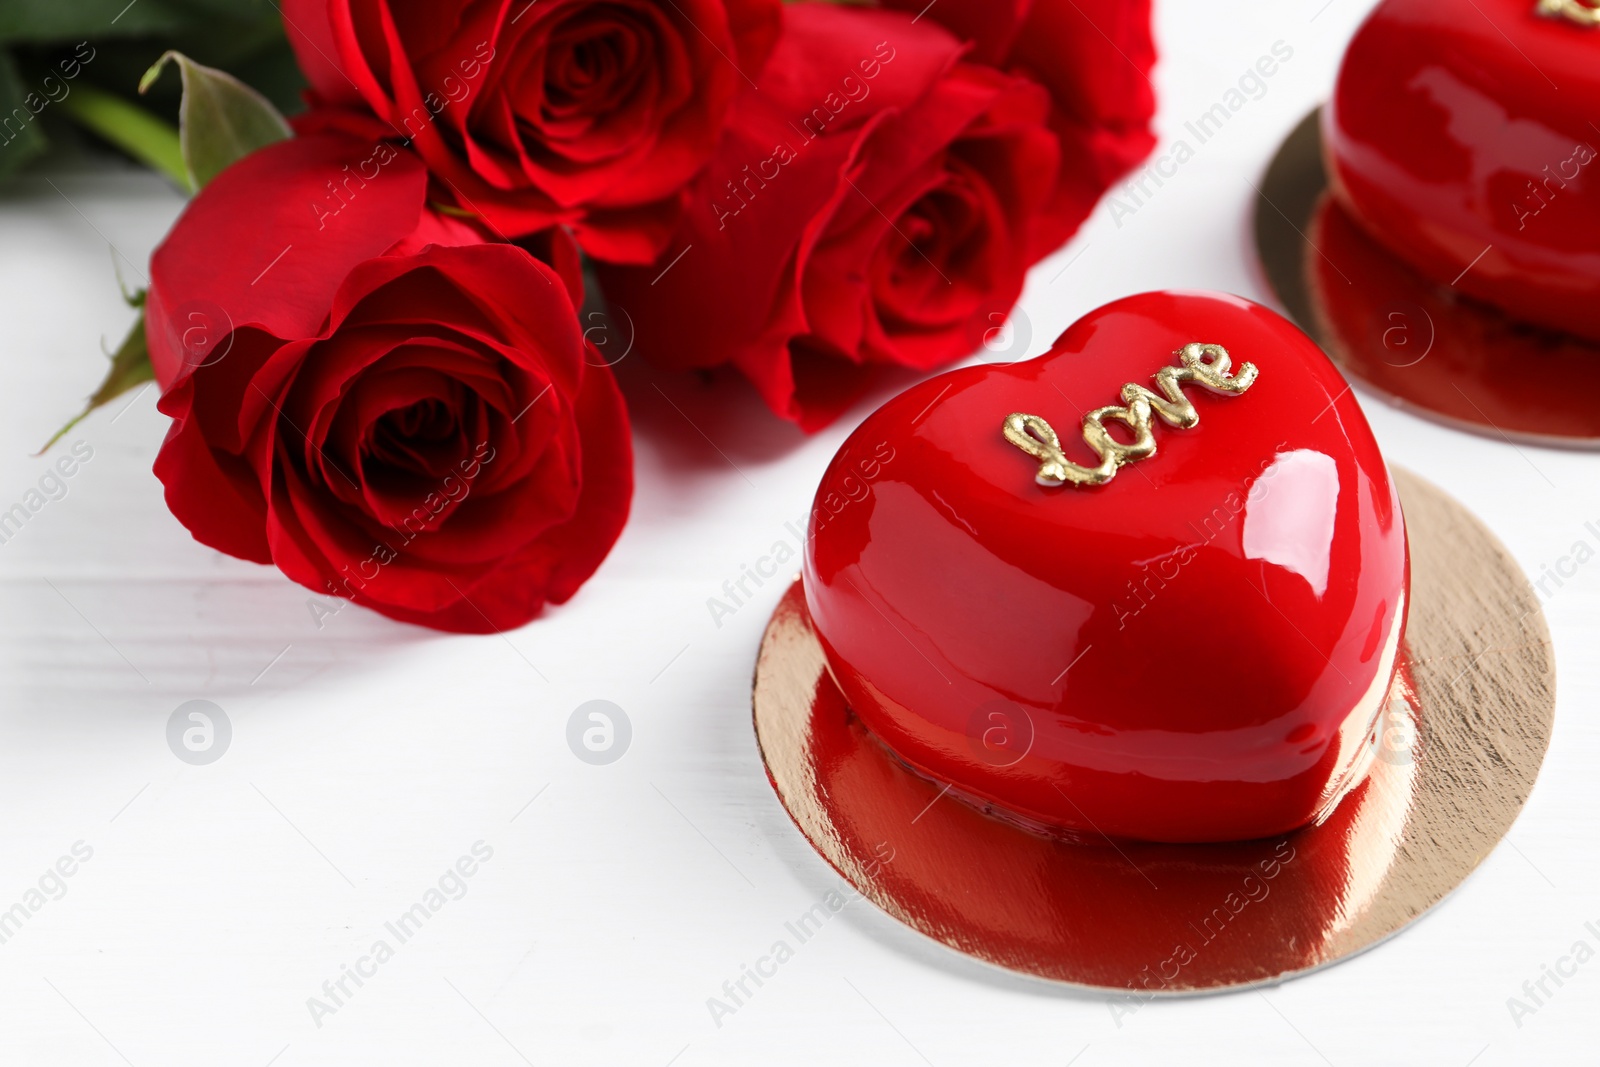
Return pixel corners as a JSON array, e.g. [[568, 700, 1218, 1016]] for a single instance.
[[1003, 343, 1258, 488], [1536, 0, 1599, 27]]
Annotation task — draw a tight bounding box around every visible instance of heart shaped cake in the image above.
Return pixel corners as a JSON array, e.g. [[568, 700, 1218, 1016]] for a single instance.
[[803, 291, 1409, 843], [1323, 0, 1600, 340]]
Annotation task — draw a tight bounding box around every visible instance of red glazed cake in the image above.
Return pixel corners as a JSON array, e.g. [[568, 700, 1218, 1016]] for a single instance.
[[1324, 0, 1600, 340], [802, 291, 1410, 844]]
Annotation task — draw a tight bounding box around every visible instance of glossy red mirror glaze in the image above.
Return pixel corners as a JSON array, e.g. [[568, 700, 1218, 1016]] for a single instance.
[[1324, 0, 1600, 341], [803, 291, 1409, 844]]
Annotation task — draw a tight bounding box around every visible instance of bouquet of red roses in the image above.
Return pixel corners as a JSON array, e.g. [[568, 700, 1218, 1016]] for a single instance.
[[54, 0, 1156, 632]]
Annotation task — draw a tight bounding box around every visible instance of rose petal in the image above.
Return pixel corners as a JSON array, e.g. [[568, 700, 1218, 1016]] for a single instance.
[[148, 135, 428, 386], [282, 0, 368, 107], [365, 347, 632, 631]]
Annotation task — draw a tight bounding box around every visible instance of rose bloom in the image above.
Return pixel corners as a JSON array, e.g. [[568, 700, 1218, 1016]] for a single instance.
[[878, 0, 1158, 257], [281, 0, 781, 263], [598, 4, 1063, 430], [147, 134, 631, 632]]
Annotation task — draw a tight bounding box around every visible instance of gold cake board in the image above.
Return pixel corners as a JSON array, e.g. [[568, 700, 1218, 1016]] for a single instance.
[[754, 467, 1554, 993]]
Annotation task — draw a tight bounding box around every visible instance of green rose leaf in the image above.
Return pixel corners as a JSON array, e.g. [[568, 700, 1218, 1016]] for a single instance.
[[58, 80, 189, 189], [39, 312, 155, 455], [141, 49, 290, 190]]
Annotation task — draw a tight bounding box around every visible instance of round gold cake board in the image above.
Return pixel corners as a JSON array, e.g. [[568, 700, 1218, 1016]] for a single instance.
[[753, 467, 1554, 993], [1254, 107, 1600, 447]]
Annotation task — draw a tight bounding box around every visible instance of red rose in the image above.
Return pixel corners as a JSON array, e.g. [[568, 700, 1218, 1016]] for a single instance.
[[598, 4, 1061, 430], [147, 134, 631, 632], [281, 0, 782, 263], [877, 0, 1158, 257]]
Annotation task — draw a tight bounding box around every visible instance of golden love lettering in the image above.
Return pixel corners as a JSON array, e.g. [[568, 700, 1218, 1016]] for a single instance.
[[1003, 342, 1258, 488], [1536, 0, 1599, 28]]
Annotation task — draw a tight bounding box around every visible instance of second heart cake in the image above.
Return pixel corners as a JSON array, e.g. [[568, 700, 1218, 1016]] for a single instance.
[[803, 290, 1410, 844], [1323, 0, 1600, 341]]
